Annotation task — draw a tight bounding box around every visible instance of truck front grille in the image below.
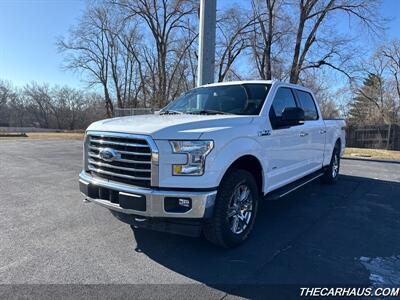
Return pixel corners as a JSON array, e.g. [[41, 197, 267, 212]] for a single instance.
[[87, 133, 153, 188]]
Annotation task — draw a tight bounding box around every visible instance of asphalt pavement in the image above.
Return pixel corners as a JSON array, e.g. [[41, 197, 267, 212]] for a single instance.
[[1, 139, 400, 299]]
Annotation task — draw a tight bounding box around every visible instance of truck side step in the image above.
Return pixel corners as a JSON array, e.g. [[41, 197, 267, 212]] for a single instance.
[[264, 170, 324, 201]]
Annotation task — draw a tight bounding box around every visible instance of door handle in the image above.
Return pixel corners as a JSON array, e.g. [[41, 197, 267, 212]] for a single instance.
[[319, 129, 327, 134], [299, 132, 308, 137], [258, 129, 271, 136]]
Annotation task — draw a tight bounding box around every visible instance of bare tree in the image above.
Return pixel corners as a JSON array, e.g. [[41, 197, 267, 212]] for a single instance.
[[23, 83, 53, 128], [104, 10, 145, 109], [1, 79, 107, 129], [58, 4, 114, 117], [0, 80, 16, 110], [0, 82, 30, 127], [289, 0, 381, 83], [119, 28, 145, 107], [250, 0, 291, 80], [0, 80, 16, 125], [381, 39, 400, 120], [0, 80, 12, 107], [112, 0, 197, 108], [215, 6, 257, 82], [54, 0, 387, 122], [165, 18, 198, 100], [50, 87, 87, 130]]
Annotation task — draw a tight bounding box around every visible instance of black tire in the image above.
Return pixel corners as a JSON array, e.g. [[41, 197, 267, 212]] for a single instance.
[[203, 169, 259, 248], [321, 143, 340, 184]]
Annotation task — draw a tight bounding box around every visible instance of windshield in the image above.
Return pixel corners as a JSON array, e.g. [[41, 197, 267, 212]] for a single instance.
[[161, 84, 271, 115]]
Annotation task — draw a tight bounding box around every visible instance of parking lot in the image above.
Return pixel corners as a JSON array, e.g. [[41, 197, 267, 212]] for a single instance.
[[1, 139, 400, 299]]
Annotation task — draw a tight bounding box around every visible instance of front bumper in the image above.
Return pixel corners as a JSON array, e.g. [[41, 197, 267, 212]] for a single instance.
[[79, 171, 217, 220]]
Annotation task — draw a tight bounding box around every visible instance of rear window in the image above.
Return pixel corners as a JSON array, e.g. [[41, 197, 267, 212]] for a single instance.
[[296, 90, 318, 120]]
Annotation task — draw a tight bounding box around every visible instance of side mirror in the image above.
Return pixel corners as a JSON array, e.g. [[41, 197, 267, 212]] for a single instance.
[[279, 107, 305, 127]]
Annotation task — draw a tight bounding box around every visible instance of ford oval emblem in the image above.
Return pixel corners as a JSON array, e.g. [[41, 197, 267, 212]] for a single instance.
[[99, 148, 119, 162]]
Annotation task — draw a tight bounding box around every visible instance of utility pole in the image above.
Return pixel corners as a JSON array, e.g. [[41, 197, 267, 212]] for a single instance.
[[197, 0, 216, 87]]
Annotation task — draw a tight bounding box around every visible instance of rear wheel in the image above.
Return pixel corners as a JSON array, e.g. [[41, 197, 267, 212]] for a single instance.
[[203, 169, 259, 248], [321, 143, 340, 184]]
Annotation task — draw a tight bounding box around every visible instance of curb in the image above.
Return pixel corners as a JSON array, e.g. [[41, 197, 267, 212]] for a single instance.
[[342, 156, 400, 164]]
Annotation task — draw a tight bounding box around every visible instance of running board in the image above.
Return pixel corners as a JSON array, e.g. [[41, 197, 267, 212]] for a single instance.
[[264, 170, 324, 201]]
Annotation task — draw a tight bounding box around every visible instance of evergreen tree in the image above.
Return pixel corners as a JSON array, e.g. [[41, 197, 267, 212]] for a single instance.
[[348, 73, 386, 125]]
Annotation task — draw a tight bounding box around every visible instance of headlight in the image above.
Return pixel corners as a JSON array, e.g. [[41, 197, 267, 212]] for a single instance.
[[169, 140, 214, 175]]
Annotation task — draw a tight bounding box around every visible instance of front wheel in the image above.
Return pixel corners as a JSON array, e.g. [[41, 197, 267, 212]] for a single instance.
[[203, 169, 259, 248], [321, 144, 340, 184]]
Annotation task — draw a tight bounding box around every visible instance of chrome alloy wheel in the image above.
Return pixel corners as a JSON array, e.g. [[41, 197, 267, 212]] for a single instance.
[[332, 153, 339, 178], [227, 183, 253, 235]]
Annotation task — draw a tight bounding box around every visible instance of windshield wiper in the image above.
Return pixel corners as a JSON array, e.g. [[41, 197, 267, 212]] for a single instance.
[[187, 110, 233, 115], [159, 110, 183, 115]]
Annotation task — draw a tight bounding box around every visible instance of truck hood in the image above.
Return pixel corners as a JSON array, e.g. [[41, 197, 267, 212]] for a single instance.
[[87, 114, 254, 139]]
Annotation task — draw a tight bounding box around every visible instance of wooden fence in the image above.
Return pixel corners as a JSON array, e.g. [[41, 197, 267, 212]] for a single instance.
[[345, 124, 400, 150]]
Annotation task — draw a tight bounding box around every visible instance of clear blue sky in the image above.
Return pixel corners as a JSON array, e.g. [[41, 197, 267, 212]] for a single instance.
[[0, 0, 87, 88], [0, 0, 399, 89]]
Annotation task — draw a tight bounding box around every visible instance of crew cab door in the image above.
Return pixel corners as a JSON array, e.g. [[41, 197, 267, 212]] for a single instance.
[[261, 87, 309, 191], [293, 89, 325, 172]]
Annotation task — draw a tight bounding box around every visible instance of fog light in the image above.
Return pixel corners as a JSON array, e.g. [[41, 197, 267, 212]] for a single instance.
[[164, 197, 192, 213]]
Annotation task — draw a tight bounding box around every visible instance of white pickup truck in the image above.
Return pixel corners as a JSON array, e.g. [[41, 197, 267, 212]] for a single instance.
[[79, 80, 345, 248]]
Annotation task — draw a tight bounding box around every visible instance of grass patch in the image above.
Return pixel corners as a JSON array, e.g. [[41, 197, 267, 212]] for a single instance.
[[26, 132, 85, 140], [0, 132, 84, 140], [344, 147, 400, 161]]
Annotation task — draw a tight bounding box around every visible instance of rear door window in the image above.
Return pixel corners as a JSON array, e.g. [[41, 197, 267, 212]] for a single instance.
[[296, 90, 318, 120]]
